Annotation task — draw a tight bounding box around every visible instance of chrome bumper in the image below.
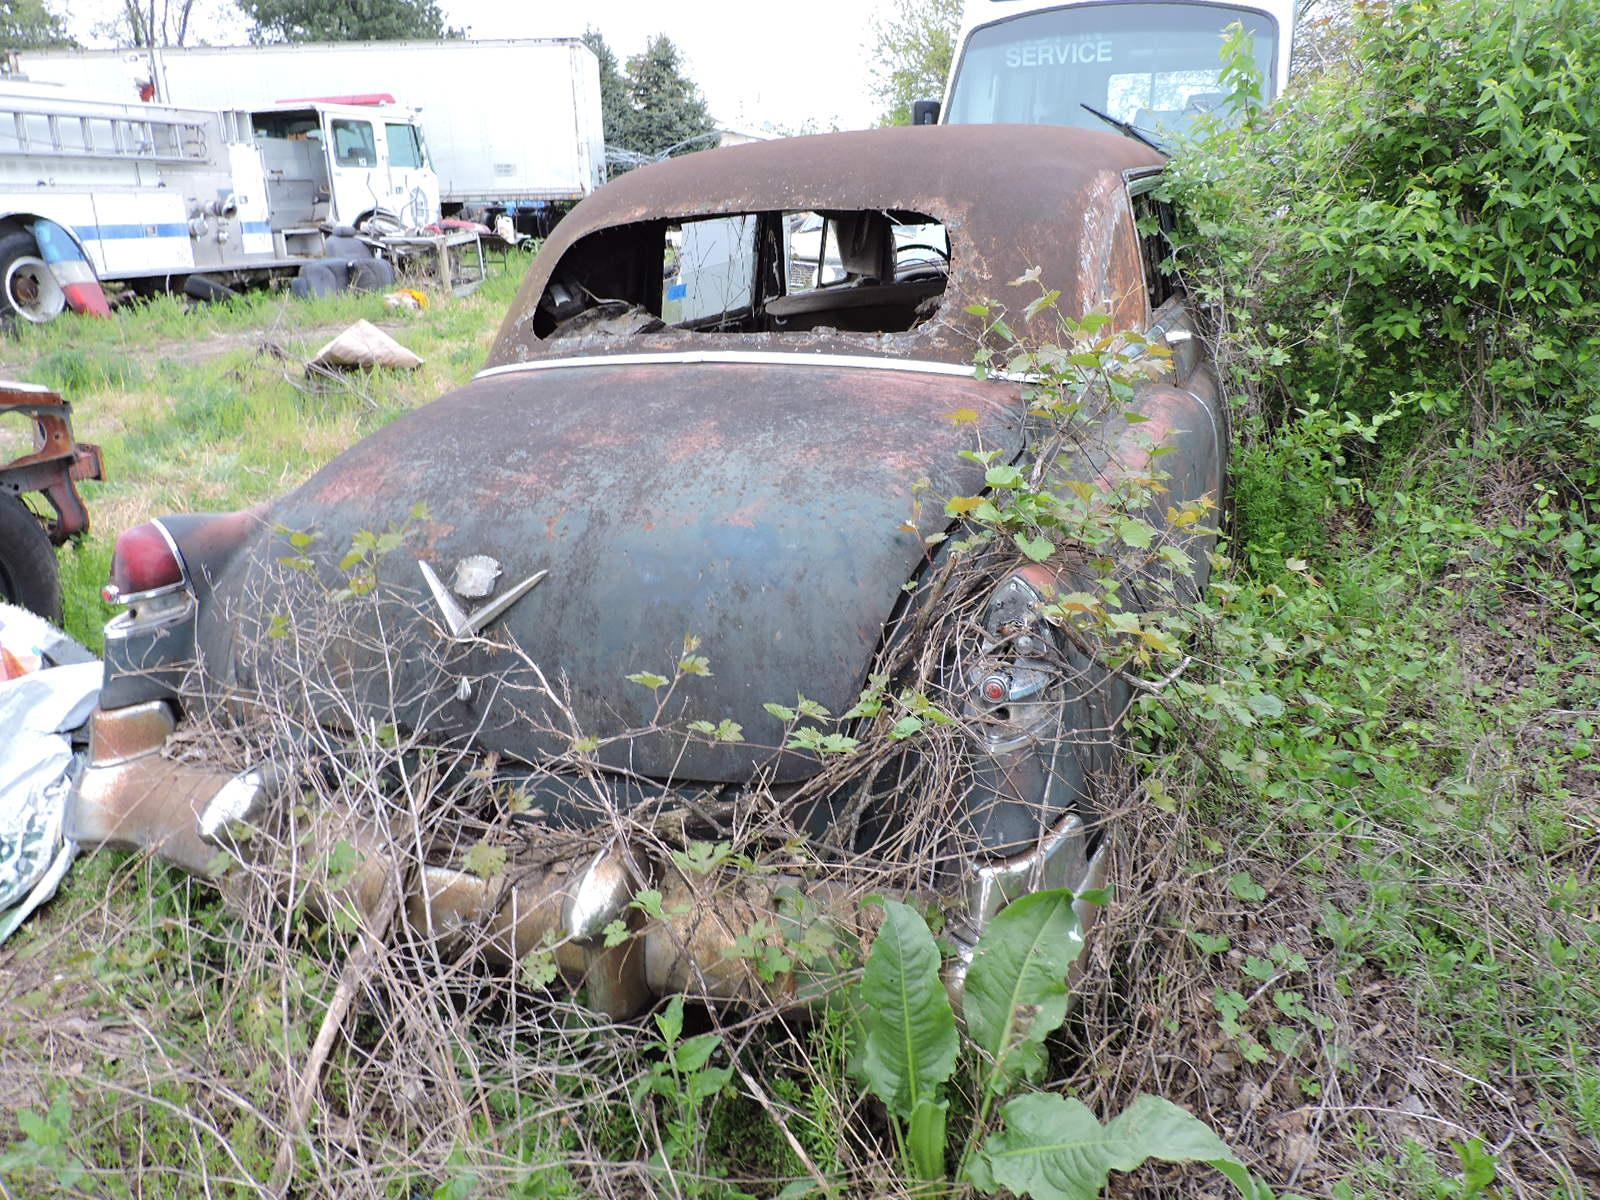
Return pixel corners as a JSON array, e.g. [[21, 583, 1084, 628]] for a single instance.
[[67, 702, 1109, 1019]]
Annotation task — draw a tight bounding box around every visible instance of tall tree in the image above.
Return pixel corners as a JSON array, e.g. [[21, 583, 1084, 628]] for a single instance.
[[620, 35, 715, 158], [0, 0, 74, 50], [581, 28, 632, 153], [118, 0, 198, 47], [239, 0, 461, 43], [869, 0, 962, 125]]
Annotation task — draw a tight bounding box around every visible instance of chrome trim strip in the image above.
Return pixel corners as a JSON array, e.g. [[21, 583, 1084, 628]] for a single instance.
[[473, 350, 987, 383], [1175, 383, 1221, 448], [102, 590, 196, 641]]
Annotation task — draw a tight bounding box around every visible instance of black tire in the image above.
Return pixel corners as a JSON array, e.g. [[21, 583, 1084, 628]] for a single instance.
[[292, 261, 341, 299], [347, 258, 395, 292], [0, 230, 67, 326], [0, 492, 62, 624], [183, 274, 238, 303]]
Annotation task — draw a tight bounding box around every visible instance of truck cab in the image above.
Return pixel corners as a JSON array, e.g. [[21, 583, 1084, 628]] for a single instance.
[[249, 98, 440, 239], [934, 0, 1294, 137]]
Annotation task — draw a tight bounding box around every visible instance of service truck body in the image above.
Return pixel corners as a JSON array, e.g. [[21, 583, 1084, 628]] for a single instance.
[[0, 80, 436, 321], [19, 40, 607, 219], [939, 0, 1295, 134]]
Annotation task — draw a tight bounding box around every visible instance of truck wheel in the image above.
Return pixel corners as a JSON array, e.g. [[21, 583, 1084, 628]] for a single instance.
[[0, 492, 62, 624], [0, 231, 67, 325]]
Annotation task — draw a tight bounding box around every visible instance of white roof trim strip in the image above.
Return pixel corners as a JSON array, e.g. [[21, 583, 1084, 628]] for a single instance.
[[473, 350, 986, 382]]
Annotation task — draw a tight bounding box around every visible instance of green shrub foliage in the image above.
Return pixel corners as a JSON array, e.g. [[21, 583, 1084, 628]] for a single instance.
[[1170, 0, 1600, 427], [1168, 0, 1600, 605]]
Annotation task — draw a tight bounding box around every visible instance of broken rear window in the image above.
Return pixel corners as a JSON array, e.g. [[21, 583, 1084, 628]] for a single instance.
[[533, 208, 950, 343]]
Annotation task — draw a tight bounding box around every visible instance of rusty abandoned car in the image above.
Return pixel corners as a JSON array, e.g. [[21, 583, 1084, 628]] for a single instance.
[[67, 125, 1226, 1019]]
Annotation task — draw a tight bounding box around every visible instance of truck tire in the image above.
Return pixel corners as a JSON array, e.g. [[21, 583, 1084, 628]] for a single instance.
[[183, 274, 239, 303], [0, 230, 67, 326], [0, 492, 62, 624]]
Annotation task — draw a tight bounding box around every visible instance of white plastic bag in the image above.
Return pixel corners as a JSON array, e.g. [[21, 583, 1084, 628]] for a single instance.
[[0, 605, 100, 942]]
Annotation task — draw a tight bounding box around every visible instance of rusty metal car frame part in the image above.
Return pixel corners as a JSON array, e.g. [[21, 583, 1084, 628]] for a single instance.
[[0, 380, 103, 542]]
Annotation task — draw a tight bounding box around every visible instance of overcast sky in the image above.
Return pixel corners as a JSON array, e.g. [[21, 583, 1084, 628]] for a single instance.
[[56, 0, 895, 131]]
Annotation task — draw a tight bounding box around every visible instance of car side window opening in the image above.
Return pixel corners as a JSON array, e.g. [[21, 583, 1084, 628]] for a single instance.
[[1131, 190, 1179, 313], [331, 119, 376, 168], [538, 208, 950, 342]]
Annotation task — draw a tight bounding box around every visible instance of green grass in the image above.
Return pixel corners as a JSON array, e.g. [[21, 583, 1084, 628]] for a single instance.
[[1118, 420, 1600, 1197], [0, 263, 529, 651]]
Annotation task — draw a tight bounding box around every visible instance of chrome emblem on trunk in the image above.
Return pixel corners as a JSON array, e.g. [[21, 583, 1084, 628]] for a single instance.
[[419, 560, 547, 641]]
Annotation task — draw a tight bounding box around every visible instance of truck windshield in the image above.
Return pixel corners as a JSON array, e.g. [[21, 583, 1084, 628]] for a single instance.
[[945, 3, 1277, 136]]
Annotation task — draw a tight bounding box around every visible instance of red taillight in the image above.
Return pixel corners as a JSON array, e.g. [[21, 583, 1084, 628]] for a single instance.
[[103, 521, 185, 603]]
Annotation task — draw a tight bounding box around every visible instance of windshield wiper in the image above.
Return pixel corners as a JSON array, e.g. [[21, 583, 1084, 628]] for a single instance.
[[1079, 103, 1164, 152]]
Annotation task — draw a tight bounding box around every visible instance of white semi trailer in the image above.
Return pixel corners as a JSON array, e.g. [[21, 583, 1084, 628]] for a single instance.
[[20, 39, 606, 233]]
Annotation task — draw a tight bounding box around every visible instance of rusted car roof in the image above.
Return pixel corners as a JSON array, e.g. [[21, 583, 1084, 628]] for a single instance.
[[486, 124, 1165, 369]]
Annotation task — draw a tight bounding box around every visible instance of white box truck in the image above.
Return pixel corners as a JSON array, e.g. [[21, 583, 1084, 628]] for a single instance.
[[19, 38, 606, 233]]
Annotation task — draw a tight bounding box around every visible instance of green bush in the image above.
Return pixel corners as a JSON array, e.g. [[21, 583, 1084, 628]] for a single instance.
[[1169, 0, 1600, 427], [1166, 0, 1600, 607]]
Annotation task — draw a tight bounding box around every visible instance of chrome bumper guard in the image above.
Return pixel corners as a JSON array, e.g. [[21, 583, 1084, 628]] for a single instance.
[[67, 702, 1109, 1019]]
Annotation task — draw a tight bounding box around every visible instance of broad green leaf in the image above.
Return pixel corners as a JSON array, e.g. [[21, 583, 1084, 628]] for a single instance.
[[656, 993, 684, 1044], [1015, 532, 1055, 562], [462, 841, 507, 881], [674, 1031, 720, 1074], [907, 1097, 950, 1182], [627, 671, 669, 690], [1187, 931, 1231, 955], [686, 1064, 732, 1102], [1228, 871, 1268, 902], [986, 464, 1027, 490], [1246, 691, 1286, 719], [890, 714, 925, 740], [854, 900, 957, 1120], [1118, 518, 1156, 550], [963, 889, 1082, 1091], [1023, 289, 1063, 322], [970, 1092, 1271, 1200]]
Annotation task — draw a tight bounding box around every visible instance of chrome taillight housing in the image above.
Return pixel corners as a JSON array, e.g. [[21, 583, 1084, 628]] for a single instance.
[[969, 573, 1064, 751]]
